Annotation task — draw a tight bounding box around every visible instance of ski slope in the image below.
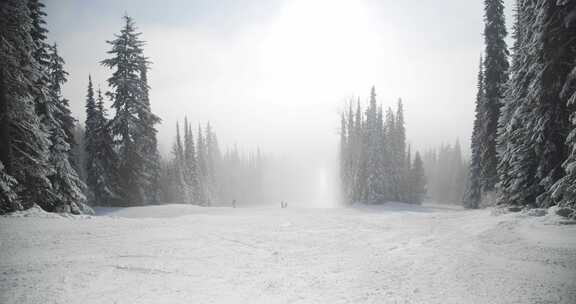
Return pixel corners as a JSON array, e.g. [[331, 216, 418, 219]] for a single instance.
[[1, 203, 575, 303]]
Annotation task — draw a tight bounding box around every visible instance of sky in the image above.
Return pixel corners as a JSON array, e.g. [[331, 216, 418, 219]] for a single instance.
[[46, 0, 515, 165]]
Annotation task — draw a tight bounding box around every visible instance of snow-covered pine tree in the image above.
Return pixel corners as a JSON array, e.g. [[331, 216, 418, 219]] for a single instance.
[[498, 0, 570, 208], [450, 140, 467, 203], [384, 107, 397, 201], [530, 0, 573, 207], [409, 152, 427, 204], [44, 43, 90, 213], [25, 0, 92, 213], [354, 100, 367, 202], [205, 122, 222, 205], [376, 104, 389, 202], [345, 103, 356, 203], [171, 122, 189, 203], [405, 145, 413, 202], [137, 64, 161, 204], [101, 15, 159, 206], [85, 78, 117, 206], [496, 0, 531, 206], [495, 0, 575, 208], [0, 0, 53, 213], [395, 99, 407, 201], [547, 0, 576, 213], [196, 125, 209, 205], [97, 88, 120, 206], [48, 44, 76, 149], [339, 111, 350, 202], [84, 76, 98, 203], [496, 0, 541, 207], [365, 87, 383, 203], [481, 0, 509, 193], [183, 118, 200, 204], [464, 57, 486, 208]]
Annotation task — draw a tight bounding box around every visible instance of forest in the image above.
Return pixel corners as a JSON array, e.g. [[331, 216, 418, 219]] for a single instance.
[[1, 0, 576, 218]]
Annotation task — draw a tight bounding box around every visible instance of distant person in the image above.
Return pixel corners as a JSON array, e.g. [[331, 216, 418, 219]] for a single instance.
[[232, 200, 236, 208]]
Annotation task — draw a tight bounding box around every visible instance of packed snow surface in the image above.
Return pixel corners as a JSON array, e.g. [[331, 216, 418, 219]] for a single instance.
[[1, 203, 575, 303]]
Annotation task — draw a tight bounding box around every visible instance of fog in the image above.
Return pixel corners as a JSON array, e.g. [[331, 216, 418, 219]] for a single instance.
[[45, 0, 514, 206]]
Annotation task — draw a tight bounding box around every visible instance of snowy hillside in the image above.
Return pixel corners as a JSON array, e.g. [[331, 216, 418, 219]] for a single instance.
[[1, 203, 575, 304]]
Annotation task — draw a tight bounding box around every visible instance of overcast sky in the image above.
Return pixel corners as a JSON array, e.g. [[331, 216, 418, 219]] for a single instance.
[[46, 0, 514, 163]]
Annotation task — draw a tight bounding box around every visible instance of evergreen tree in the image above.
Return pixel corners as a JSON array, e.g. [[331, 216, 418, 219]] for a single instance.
[[496, 0, 573, 208], [394, 99, 407, 201], [481, 0, 509, 192], [101, 15, 160, 206], [44, 43, 89, 213], [183, 118, 200, 204], [530, 0, 573, 207], [339, 112, 349, 202], [196, 125, 209, 205], [384, 107, 396, 200], [409, 152, 427, 204], [496, 0, 539, 207], [365, 87, 383, 203], [84, 76, 97, 202], [405, 145, 413, 202], [47, 44, 75, 149], [0, 0, 53, 213], [137, 64, 161, 204], [170, 122, 189, 203], [349, 100, 362, 202], [465, 57, 486, 208], [547, 0, 576, 212], [497, 0, 528, 206], [28, 0, 49, 69], [85, 79, 118, 205], [205, 122, 221, 205]]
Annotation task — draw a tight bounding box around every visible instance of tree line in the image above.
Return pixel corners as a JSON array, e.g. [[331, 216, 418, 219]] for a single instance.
[[422, 141, 468, 205], [162, 120, 271, 206], [339, 87, 426, 205], [465, 0, 576, 217], [0, 0, 164, 213], [0, 0, 303, 213]]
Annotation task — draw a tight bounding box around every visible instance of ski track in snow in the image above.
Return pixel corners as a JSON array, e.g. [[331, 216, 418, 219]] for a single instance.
[[1, 203, 575, 304]]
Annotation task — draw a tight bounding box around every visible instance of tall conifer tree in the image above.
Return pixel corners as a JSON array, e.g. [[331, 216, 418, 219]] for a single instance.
[[481, 0, 509, 192], [409, 152, 427, 204], [465, 58, 486, 208], [44, 43, 89, 213], [0, 0, 52, 212], [101, 15, 160, 206]]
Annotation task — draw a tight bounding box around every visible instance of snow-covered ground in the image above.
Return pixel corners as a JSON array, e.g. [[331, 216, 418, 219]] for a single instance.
[[1, 203, 575, 304]]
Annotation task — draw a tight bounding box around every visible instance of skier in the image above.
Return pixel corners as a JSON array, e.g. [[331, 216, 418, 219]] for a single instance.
[[232, 200, 236, 208]]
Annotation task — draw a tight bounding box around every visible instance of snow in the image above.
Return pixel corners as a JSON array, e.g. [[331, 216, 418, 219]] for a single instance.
[[1, 203, 575, 303]]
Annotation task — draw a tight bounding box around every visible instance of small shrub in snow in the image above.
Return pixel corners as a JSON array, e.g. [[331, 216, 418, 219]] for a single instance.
[[556, 208, 575, 219], [525, 208, 547, 217]]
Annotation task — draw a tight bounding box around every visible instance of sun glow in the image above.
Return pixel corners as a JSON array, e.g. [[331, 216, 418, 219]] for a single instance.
[[258, 0, 391, 102]]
